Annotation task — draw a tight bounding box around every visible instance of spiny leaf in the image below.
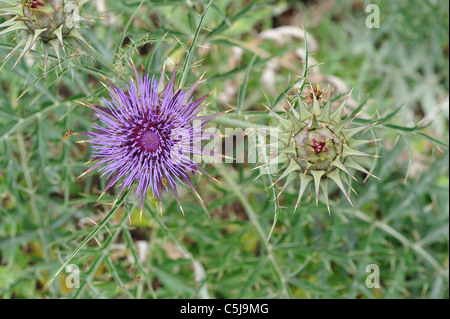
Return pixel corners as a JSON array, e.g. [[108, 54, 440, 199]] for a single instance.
[[286, 108, 307, 133], [297, 95, 314, 121], [275, 158, 302, 184], [328, 169, 352, 206], [320, 180, 331, 215], [311, 170, 325, 206], [342, 144, 376, 158], [316, 92, 333, 123], [294, 173, 313, 213], [330, 89, 352, 123]]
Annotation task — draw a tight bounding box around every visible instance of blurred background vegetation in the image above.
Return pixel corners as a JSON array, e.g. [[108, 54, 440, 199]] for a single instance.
[[0, 0, 448, 298]]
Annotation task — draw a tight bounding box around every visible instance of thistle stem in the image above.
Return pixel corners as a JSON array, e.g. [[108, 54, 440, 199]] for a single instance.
[[215, 164, 291, 298], [46, 187, 132, 289]]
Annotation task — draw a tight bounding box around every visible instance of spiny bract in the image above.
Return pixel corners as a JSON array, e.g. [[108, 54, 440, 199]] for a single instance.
[[0, 0, 90, 66], [267, 85, 379, 214]]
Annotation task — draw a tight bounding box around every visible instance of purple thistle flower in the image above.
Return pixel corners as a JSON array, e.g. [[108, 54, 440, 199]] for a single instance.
[[79, 63, 221, 214]]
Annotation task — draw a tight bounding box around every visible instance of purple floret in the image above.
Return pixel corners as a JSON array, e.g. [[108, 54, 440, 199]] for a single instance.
[[82, 64, 220, 213]]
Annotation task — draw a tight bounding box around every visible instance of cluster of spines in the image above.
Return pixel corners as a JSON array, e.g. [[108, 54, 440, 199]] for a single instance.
[[0, 0, 90, 67], [263, 85, 380, 214]]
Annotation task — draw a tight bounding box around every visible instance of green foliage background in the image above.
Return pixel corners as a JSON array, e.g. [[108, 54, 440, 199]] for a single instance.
[[0, 0, 448, 298]]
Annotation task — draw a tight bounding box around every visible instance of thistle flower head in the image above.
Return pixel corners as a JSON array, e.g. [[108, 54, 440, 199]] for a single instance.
[[267, 85, 379, 214], [81, 63, 220, 214], [0, 0, 90, 66]]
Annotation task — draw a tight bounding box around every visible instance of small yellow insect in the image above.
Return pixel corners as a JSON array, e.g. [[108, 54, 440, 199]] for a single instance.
[[161, 177, 167, 188], [61, 129, 74, 141], [130, 276, 141, 287]]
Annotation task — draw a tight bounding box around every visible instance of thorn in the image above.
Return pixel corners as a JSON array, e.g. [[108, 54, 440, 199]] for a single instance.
[[370, 174, 381, 180], [363, 173, 380, 183], [253, 174, 262, 182], [83, 158, 96, 165], [158, 200, 163, 216], [86, 217, 97, 225], [266, 179, 278, 190], [179, 204, 185, 216], [346, 196, 353, 206], [96, 190, 107, 202], [93, 236, 101, 247], [113, 190, 123, 207], [77, 171, 88, 179]]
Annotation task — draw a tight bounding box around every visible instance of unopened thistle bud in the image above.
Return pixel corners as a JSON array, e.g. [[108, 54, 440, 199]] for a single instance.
[[0, 0, 90, 66], [266, 84, 379, 214]]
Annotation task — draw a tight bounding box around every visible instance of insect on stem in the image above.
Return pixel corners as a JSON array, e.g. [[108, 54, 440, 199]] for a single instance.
[[130, 276, 141, 287], [61, 129, 74, 141]]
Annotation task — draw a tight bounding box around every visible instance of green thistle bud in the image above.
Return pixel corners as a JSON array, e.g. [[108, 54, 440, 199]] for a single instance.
[[0, 0, 90, 66], [267, 85, 380, 214]]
